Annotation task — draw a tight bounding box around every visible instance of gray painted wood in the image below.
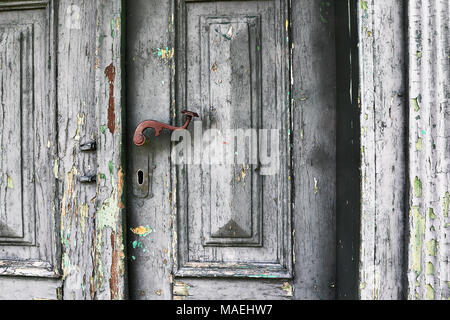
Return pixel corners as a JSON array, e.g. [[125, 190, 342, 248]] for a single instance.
[[407, 0, 449, 300], [358, 0, 408, 300], [173, 0, 292, 279], [127, 0, 337, 300], [290, 0, 337, 299], [126, 0, 175, 300], [173, 279, 293, 300], [57, 0, 126, 299], [358, 0, 450, 300], [0, 277, 61, 300], [0, 0, 60, 281], [56, 0, 99, 299]]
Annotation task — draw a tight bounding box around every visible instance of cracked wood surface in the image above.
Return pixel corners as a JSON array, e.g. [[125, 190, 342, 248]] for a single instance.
[[57, 0, 126, 299], [407, 0, 449, 300], [358, 0, 408, 300], [358, 0, 449, 300]]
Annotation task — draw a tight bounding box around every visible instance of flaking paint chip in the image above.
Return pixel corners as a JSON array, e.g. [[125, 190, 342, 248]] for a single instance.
[[6, 175, 13, 189]]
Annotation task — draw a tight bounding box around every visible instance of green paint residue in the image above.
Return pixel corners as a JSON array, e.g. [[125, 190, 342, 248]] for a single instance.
[[6, 175, 13, 189], [426, 284, 435, 300], [412, 96, 421, 112], [414, 177, 422, 198], [247, 274, 279, 279], [96, 196, 118, 230], [319, 1, 331, 24], [429, 208, 436, 220], [360, 0, 368, 10], [281, 282, 294, 297], [426, 239, 437, 257], [412, 206, 425, 273], [416, 138, 422, 151], [62, 252, 71, 280], [443, 192, 449, 217], [74, 112, 85, 141], [98, 35, 106, 47], [109, 161, 114, 177], [426, 262, 434, 275], [110, 18, 115, 38]]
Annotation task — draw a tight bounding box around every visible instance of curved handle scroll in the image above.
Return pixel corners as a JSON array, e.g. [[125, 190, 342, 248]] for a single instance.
[[133, 110, 199, 146]]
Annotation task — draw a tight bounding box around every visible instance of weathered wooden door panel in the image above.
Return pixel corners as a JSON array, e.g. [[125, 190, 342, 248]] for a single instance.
[[174, 0, 291, 279], [127, 0, 337, 300], [0, 0, 59, 286]]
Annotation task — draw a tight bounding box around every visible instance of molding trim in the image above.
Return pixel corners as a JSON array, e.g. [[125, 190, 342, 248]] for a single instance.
[[407, 0, 449, 300], [358, 0, 408, 300], [0, 1, 49, 11]]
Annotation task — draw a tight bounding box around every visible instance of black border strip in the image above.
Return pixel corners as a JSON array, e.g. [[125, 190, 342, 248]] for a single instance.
[[335, 0, 361, 300]]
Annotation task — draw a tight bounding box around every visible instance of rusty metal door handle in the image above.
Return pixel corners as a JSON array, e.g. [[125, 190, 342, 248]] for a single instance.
[[133, 110, 199, 146]]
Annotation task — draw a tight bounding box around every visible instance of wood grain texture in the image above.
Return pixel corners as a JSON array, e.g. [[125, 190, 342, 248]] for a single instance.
[[290, 0, 337, 299], [407, 0, 449, 300], [0, 0, 60, 279], [0, 277, 61, 300], [93, 0, 126, 300], [57, 0, 126, 299], [358, 0, 408, 300], [173, 279, 293, 300], [57, 0, 98, 299], [173, 0, 292, 280], [126, 0, 174, 300]]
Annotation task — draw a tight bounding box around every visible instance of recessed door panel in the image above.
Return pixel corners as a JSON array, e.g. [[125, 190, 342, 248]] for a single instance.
[[174, 0, 292, 278], [0, 2, 58, 278]]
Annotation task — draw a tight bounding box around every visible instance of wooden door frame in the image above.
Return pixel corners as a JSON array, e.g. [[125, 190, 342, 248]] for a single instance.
[[356, 0, 449, 300]]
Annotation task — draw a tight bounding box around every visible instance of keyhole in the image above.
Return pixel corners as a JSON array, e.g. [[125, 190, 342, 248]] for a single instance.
[[137, 170, 144, 185]]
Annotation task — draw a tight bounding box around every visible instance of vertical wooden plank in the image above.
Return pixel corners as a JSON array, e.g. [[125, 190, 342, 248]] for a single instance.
[[126, 0, 174, 300], [291, 0, 337, 299], [58, 0, 126, 299], [358, 0, 407, 299], [93, 0, 126, 300], [57, 0, 98, 299], [407, 0, 449, 300]]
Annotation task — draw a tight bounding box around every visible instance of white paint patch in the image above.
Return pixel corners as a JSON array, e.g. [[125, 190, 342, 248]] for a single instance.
[[314, 177, 319, 194], [65, 5, 81, 30]]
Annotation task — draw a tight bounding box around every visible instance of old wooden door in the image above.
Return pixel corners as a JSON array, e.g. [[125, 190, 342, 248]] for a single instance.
[[126, 0, 338, 300]]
